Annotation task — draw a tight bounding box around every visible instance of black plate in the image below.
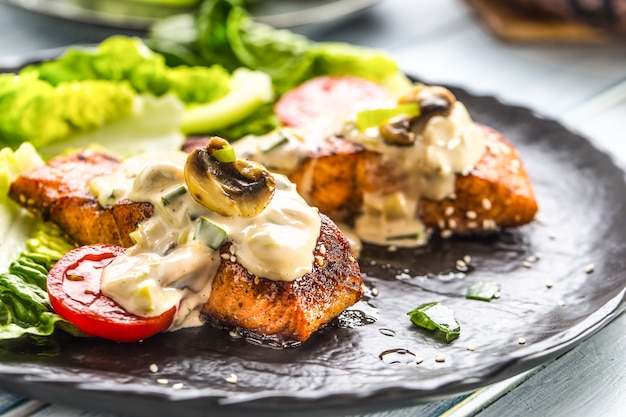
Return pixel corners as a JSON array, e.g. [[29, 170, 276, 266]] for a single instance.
[[0, 71, 625, 417]]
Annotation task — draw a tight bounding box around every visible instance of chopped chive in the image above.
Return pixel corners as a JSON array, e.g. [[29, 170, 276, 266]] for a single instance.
[[356, 103, 420, 131], [212, 145, 236, 163], [194, 217, 227, 250], [407, 302, 460, 342], [260, 133, 289, 153], [161, 184, 187, 206], [467, 281, 501, 301]]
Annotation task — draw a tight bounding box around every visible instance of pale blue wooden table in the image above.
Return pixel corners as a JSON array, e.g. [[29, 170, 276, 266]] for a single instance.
[[1, 1, 625, 416]]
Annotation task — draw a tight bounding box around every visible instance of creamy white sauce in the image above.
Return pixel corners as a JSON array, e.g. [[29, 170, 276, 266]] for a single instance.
[[90, 151, 321, 330], [234, 86, 486, 248]]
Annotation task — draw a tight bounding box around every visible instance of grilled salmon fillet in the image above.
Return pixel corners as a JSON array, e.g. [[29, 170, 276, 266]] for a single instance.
[[8, 150, 153, 247], [9, 149, 363, 344], [287, 125, 538, 236], [203, 214, 362, 345], [420, 125, 537, 235]]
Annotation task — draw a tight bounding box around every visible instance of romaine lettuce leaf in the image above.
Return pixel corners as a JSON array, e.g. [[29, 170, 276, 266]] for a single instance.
[[148, 0, 407, 95], [0, 144, 79, 339]]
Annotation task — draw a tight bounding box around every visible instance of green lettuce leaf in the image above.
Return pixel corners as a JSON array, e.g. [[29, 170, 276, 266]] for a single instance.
[[0, 144, 79, 339], [148, 0, 407, 95]]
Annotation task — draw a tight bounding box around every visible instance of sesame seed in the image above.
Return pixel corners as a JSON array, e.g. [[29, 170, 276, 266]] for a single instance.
[[482, 219, 497, 230], [172, 383, 184, 390], [522, 261, 533, 268], [230, 255, 237, 263], [466, 345, 475, 352], [546, 281, 553, 289], [466, 210, 477, 219], [482, 198, 492, 210], [435, 354, 446, 363], [371, 287, 379, 296], [253, 276, 260, 285], [448, 219, 457, 230], [226, 374, 238, 384], [526, 255, 537, 263], [387, 245, 398, 252], [463, 255, 472, 264], [415, 357, 424, 365], [558, 300, 566, 307], [467, 221, 478, 229], [156, 379, 169, 385], [229, 330, 241, 338], [493, 291, 501, 299], [437, 219, 446, 229], [315, 255, 324, 266], [444, 206, 455, 217], [348, 256, 355, 262], [518, 337, 526, 345], [548, 233, 556, 240], [584, 264, 595, 274], [449, 193, 457, 200], [149, 364, 158, 373], [229, 245, 236, 254], [456, 259, 467, 271], [220, 253, 230, 260], [318, 244, 327, 255], [18, 194, 26, 203], [441, 229, 453, 239]]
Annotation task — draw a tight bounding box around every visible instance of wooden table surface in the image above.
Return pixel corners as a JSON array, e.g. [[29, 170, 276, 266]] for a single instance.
[[0, 1, 625, 416]]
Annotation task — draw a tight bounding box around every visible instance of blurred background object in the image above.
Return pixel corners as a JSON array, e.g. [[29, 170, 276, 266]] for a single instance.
[[466, 0, 626, 42], [1, 0, 380, 32]]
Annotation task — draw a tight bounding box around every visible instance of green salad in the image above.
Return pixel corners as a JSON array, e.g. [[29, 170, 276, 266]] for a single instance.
[[0, 0, 409, 341]]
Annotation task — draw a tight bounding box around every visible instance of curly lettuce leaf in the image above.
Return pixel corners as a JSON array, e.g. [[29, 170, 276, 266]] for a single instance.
[[22, 36, 231, 105]]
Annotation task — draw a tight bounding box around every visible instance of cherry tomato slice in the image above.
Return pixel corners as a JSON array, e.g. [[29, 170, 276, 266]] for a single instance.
[[47, 244, 176, 343], [275, 75, 391, 127]]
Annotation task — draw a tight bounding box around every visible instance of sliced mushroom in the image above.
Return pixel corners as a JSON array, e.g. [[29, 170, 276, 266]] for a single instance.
[[184, 137, 275, 217], [380, 116, 415, 146], [381, 85, 457, 146]]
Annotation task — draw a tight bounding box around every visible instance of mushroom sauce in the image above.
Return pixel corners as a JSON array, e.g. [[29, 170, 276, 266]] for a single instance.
[[89, 151, 321, 329], [235, 86, 486, 248]]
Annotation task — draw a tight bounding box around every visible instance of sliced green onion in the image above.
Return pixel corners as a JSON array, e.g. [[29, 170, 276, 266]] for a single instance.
[[356, 103, 420, 131], [194, 217, 227, 250], [386, 233, 421, 241], [212, 145, 236, 163], [260, 132, 289, 153], [467, 281, 501, 301], [407, 302, 460, 342], [161, 184, 187, 206]]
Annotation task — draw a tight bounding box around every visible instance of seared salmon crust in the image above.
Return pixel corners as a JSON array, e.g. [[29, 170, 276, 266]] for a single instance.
[[203, 214, 362, 345], [9, 150, 152, 247]]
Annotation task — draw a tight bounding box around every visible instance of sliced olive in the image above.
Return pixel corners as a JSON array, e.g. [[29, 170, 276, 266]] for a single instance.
[[184, 137, 275, 217]]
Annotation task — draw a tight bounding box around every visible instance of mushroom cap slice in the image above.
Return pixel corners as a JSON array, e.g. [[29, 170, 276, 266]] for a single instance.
[[185, 137, 276, 217]]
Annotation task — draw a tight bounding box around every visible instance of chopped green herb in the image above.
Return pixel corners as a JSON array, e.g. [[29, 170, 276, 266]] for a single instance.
[[161, 184, 187, 206], [356, 103, 420, 131], [194, 217, 227, 250], [467, 281, 501, 301], [212, 145, 236, 163], [260, 132, 289, 153], [407, 302, 460, 342]]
